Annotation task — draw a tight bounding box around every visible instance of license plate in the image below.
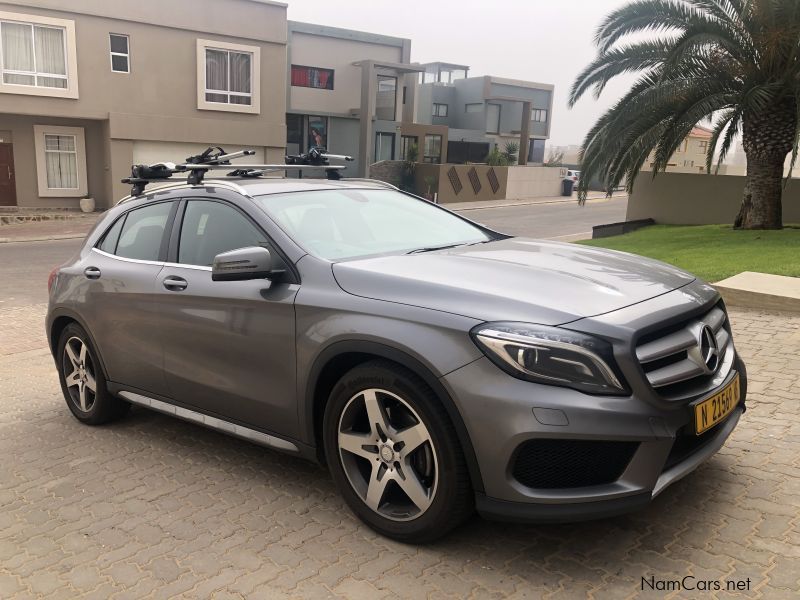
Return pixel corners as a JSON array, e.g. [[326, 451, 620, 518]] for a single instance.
[[694, 374, 740, 435]]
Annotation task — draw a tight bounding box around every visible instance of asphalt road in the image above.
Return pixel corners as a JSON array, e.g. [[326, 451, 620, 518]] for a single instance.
[[453, 195, 628, 240], [0, 196, 627, 306]]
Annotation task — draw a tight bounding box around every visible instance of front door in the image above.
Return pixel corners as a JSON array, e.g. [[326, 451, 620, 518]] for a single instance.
[[158, 198, 299, 438], [0, 143, 17, 206]]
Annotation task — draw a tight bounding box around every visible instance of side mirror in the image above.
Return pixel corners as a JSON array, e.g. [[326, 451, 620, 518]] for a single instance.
[[211, 246, 282, 282]]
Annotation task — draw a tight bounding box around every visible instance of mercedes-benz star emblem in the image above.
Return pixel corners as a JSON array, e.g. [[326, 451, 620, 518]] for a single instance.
[[699, 325, 720, 373]]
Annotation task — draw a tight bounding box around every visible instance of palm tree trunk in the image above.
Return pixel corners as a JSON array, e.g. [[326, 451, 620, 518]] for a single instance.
[[738, 101, 797, 230]]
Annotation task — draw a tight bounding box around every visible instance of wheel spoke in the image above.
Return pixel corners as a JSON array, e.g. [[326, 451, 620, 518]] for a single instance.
[[65, 370, 81, 388], [84, 370, 97, 393], [339, 431, 375, 459], [364, 464, 390, 511], [363, 389, 390, 439], [65, 342, 80, 369], [397, 461, 433, 512], [78, 383, 88, 411], [78, 342, 87, 365], [395, 422, 430, 454]]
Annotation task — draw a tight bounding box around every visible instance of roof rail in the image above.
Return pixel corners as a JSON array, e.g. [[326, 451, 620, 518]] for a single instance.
[[121, 146, 353, 196], [342, 178, 399, 190]]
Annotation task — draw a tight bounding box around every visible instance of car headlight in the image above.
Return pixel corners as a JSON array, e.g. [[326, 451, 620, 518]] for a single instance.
[[471, 322, 628, 395]]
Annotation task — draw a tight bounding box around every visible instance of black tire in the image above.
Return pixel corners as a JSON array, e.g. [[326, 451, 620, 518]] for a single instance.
[[56, 322, 130, 425], [323, 360, 473, 543]]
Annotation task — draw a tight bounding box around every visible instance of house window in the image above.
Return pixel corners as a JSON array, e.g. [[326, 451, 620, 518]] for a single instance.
[[291, 64, 333, 90], [375, 75, 397, 120], [196, 39, 260, 114], [698, 140, 709, 152], [109, 33, 129, 73], [532, 108, 548, 122], [375, 132, 395, 162], [465, 103, 483, 113], [423, 134, 442, 163], [400, 135, 418, 160], [33, 124, 87, 197], [486, 103, 501, 134], [683, 159, 694, 167], [0, 13, 78, 98], [432, 103, 448, 117]]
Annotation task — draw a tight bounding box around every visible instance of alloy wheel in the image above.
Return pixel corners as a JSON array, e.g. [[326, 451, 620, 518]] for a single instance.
[[337, 388, 438, 521], [62, 336, 97, 413]]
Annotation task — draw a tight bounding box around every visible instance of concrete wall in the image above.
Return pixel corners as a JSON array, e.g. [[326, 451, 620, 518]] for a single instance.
[[506, 165, 562, 199], [626, 172, 800, 224], [288, 28, 403, 116]]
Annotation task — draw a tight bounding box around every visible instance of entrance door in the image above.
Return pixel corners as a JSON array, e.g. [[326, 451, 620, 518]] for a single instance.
[[0, 143, 17, 206]]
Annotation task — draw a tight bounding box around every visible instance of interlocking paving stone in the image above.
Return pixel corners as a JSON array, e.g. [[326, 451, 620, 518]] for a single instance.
[[1, 304, 799, 597]]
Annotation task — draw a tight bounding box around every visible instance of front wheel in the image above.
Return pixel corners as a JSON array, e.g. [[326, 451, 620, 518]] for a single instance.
[[323, 360, 473, 543]]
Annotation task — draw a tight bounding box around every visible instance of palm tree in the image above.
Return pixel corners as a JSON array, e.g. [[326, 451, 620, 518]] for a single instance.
[[570, 0, 800, 229]]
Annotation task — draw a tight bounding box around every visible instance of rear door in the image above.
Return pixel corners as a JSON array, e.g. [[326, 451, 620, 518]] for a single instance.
[[82, 200, 176, 396], [157, 196, 300, 437]]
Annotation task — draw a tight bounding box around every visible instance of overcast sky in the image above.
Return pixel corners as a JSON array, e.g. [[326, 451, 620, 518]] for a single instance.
[[287, 0, 634, 147]]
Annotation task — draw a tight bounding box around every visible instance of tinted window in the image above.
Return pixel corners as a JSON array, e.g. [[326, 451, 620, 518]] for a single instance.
[[254, 189, 489, 260], [98, 215, 125, 254], [116, 202, 172, 261], [178, 200, 267, 267]]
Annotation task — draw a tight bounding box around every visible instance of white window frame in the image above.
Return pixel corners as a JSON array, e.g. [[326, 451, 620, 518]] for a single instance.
[[0, 11, 78, 99], [532, 109, 548, 123], [196, 39, 260, 114], [109, 33, 129, 73], [33, 124, 87, 197]]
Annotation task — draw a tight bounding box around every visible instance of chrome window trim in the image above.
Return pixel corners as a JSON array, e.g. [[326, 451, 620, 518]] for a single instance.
[[92, 248, 213, 272]]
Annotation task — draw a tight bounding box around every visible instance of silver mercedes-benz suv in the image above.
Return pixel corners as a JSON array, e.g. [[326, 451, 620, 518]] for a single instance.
[[47, 172, 746, 543]]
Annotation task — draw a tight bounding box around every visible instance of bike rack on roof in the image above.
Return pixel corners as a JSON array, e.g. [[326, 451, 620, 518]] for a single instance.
[[121, 146, 354, 196]]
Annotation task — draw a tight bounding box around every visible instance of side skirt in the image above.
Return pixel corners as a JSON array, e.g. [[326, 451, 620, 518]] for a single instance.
[[117, 389, 309, 457]]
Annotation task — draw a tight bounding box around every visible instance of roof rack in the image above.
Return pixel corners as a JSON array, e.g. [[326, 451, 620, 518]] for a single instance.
[[121, 146, 354, 196]]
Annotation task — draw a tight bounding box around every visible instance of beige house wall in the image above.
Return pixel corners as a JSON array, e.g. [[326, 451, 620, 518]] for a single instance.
[[645, 133, 711, 174], [0, 0, 288, 208], [626, 172, 800, 224]]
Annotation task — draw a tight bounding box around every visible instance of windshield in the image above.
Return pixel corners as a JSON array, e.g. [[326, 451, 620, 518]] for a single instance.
[[254, 189, 491, 260]]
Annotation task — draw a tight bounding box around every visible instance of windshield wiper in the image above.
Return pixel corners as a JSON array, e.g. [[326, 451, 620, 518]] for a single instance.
[[406, 243, 465, 255]]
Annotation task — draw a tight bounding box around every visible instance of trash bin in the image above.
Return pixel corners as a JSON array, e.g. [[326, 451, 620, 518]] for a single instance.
[[562, 179, 574, 196]]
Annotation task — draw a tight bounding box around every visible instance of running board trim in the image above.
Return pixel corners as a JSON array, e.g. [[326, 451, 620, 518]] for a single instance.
[[118, 391, 299, 453]]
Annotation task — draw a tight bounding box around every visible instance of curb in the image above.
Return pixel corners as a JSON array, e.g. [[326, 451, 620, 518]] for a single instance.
[[714, 272, 800, 314], [0, 234, 86, 244], [450, 195, 626, 212], [714, 285, 800, 314]]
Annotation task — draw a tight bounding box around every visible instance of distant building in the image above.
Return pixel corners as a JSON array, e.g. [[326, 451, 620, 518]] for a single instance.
[[647, 125, 713, 173]]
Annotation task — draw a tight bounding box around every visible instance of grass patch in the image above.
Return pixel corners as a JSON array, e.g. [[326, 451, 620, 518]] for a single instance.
[[577, 224, 800, 282]]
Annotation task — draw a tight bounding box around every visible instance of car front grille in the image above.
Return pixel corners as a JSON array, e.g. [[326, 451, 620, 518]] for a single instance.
[[635, 303, 734, 401], [511, 439, 639, 489]]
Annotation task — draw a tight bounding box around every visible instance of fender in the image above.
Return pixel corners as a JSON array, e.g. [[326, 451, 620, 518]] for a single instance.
[[46, 307, 111, 381], [304, 339, 485, 493]]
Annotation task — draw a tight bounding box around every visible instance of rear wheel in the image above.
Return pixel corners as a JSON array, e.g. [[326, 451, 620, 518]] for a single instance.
[[57, 323, 129, 425], [323, 360, 473, 543]]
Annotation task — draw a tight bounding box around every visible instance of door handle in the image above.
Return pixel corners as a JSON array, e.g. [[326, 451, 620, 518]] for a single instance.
[[84, 266, 101, 279], [162, 276, 188, 291]]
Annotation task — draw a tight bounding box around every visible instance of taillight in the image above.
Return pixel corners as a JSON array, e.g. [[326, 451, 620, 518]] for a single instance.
[[48, 267, 59, 293]]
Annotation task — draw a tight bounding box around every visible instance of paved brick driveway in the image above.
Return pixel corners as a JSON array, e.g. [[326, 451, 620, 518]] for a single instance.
[[1, 304, 798, 599]]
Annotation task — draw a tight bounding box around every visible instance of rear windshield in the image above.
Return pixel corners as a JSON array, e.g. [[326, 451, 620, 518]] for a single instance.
[[254, 189, 489, 260]]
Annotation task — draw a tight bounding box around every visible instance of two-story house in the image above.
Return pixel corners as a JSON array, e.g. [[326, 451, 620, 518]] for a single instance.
[[0, 0, 287, 209]]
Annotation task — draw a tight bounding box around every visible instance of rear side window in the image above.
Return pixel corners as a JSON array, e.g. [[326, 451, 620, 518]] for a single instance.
[[115, 202, 172, 261], [178, 200, 267, 267], [98, 216, 125, 254]]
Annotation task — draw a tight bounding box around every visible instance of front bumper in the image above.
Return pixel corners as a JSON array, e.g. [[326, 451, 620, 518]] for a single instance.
[[441, 354, 746, 523]]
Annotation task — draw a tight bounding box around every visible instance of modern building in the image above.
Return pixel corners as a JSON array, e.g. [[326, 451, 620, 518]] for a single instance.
[[0, 0, 288, 209], [409, 62, 554, 166], [647, 125, 713, 174]]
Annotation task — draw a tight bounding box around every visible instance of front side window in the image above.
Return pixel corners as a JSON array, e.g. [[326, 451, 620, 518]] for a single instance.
[[109, 33, 129, 73], [0, 20, 66, 88], [255, 189, 489, 261], [178, 200, 267, 267], [291, 65, 333, 90], [115, 202, 172, 262], [423, 134, 442, 163], [43, 133, 77, 189]]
